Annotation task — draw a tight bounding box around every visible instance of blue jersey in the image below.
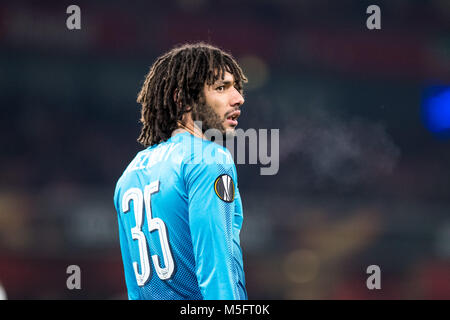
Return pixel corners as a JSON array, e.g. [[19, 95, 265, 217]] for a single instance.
[[113, 132, 247, 300]]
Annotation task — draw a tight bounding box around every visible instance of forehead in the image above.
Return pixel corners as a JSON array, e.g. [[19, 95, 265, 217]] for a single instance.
[[213, 71, 235, 83]]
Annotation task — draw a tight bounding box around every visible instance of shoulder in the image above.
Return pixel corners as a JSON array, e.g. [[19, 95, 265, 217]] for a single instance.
[[178, 133, 234, 167], [176, 134, 237, 186]]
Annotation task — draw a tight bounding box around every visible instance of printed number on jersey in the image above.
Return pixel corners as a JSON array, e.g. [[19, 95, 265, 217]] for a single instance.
[[122, 181, 175, 285]]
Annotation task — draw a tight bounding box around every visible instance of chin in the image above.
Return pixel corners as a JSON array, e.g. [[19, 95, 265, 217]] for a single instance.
[[224, 127, 237, 138]]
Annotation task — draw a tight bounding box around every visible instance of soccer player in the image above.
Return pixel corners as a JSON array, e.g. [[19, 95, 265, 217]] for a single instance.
[[113, 43, 248, 300]]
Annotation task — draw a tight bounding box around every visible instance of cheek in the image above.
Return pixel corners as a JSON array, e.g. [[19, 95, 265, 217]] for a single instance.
[[209, 97, 228, 116]]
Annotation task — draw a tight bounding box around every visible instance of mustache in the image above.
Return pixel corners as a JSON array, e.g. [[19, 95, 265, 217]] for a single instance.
[[224, 107, 241, 119]]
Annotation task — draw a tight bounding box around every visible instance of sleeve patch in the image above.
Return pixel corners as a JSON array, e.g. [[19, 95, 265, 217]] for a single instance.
[[214, 174, 235, 202]]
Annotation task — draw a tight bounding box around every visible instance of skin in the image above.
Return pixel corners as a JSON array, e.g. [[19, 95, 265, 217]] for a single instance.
[[174, 71, 245, 139]]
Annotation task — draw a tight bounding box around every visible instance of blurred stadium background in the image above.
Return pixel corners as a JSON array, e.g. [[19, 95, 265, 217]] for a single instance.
[[0, 0, 449, 299]]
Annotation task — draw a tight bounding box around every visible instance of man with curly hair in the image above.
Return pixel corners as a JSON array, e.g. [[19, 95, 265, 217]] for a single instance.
[[114, 43, 247, 300]]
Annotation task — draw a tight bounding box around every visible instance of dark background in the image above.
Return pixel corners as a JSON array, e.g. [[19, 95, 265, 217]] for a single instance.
[[0, 0, 449, 299]]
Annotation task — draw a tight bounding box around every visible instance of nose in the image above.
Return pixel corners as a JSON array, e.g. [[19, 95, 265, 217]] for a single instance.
[[231, 87, 245, 107]]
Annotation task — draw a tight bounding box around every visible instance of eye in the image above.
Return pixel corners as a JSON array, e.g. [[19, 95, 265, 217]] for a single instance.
[[216, 85, 225, 92]]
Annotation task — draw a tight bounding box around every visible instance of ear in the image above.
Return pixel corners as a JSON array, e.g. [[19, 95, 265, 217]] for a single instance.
[[174, 88, 194, 112], [173, 88, 180, 105]]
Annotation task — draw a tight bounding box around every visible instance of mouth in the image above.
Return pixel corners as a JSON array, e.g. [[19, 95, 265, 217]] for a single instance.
[[225, 109, 241, 127]]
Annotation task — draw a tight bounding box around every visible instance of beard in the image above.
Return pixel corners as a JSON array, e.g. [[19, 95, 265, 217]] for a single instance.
[[192, 95, 236, 143], [191, 98, 225, 134], [191, 96, 236, 141]]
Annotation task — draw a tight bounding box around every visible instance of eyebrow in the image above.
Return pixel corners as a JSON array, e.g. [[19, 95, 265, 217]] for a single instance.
[[215, 80, 234, 86]]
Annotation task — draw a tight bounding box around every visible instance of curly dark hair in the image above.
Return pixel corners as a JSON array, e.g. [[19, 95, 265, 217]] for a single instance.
[[136, 42, 247, 147]]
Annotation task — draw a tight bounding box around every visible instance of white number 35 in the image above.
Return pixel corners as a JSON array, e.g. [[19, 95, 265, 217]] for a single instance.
[[122, 181, 175, 286]]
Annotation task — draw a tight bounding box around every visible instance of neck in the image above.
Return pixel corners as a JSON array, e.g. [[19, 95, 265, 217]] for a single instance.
[[174, 120, 205, 139]]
